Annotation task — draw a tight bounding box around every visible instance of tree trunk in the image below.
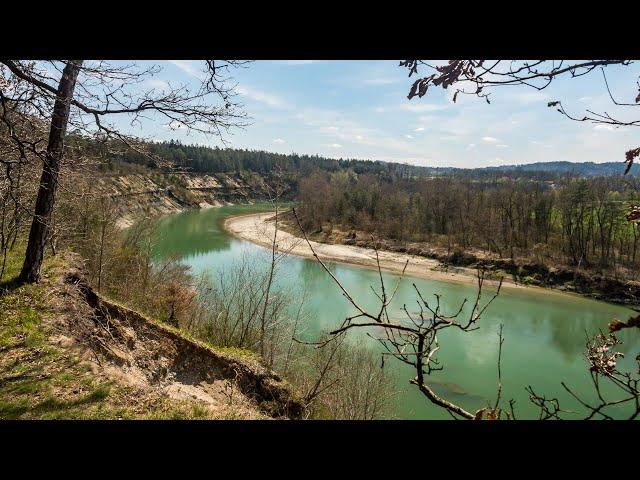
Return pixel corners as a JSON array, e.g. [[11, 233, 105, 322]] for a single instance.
[[19, 60, 82, 283]]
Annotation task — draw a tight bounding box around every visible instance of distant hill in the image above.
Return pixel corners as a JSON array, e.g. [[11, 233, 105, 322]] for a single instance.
[[479, 161, 637, 177]]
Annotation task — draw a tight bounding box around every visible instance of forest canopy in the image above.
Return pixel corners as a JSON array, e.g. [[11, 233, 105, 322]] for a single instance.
[[80, 135, 640, 180]]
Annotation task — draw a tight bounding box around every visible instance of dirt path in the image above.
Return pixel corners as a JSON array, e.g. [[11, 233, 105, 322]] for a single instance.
[[223, 211, 586, 299]]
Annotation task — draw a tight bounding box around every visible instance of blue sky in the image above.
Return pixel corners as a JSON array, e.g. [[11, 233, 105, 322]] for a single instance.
[[108, 60, 640, 168]]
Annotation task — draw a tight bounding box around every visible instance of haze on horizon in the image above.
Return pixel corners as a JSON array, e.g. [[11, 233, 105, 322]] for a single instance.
[[107, 60, 640, 169]]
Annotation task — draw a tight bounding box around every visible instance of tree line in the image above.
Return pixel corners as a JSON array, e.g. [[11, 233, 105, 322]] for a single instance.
[[297, 170, 640, 276], [103, 138, 426, 178], [83, 136, 617, 182]]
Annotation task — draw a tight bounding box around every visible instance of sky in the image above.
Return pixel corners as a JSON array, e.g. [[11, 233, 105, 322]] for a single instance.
[[106, 60, 640, 168]]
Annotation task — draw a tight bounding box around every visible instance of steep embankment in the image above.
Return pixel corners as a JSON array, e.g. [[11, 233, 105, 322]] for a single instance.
[[97, 171, 283, 228], [0, 251, 303, 419]]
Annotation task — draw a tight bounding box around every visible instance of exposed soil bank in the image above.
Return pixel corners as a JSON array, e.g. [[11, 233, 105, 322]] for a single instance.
[[63, 258, 304, 419], [98, 172, 292, 229], [224, 211, 640, 306]]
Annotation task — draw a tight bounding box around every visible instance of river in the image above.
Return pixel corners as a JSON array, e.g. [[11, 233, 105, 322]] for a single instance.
[[150, 203, 640, 419]]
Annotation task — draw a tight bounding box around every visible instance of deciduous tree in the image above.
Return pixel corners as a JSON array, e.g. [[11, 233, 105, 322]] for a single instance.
[[0, 60, 249, 282]]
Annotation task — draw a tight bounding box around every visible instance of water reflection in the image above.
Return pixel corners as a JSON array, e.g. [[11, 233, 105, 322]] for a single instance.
[[151, 204, 276, 259]]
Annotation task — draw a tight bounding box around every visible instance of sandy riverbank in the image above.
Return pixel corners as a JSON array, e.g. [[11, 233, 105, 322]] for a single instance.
[[223, 211, 579, 298]]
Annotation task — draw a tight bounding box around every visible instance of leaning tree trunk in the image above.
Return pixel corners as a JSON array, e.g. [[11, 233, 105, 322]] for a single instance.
[[19, 60, 83, 283]]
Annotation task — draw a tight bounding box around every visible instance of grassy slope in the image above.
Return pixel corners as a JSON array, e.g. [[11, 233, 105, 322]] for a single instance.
[[0, 247, 248, 420]]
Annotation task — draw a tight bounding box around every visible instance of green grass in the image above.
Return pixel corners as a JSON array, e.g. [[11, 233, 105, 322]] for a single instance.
[[0, 243, 25, 283], [0, 246, 247, 420], [0, 247, 49, 351], [519, 275, 537, 285], [215, 346, 260, 360]]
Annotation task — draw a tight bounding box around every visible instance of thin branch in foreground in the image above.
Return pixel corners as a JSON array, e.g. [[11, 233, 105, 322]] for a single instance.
[[292, 206, 506, 420]]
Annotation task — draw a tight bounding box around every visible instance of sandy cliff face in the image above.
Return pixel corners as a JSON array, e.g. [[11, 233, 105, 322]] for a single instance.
[[95, 172, 282, 228]]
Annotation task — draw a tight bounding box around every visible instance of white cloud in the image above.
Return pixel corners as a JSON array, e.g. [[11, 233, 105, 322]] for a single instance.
[[401, 103, 447, 113], [237, 86, 289, 109], [482, 136, 499, 143], [365, 78, 398, 86], [146, 79, 170, 91], [593, 124, 626, 132], [418, 115, 438, 124], [373, 107, 386, 113], [297, 108, 418, 156], [503, 90, 548, 105], [405, 134, 414, 139], [496, 144, 509, 148], [529, 140, 554, 149], [414, 127, 425, 132], [169, 60, 206, 80], [165, 120, 185, 130], [273, 138, 286, 144], [418, 115, 474, 136], [281, 60, 316, 65], [327, 143, 342, 148]]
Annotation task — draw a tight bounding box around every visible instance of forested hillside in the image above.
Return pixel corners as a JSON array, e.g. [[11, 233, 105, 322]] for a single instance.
[[90, 137, 426, 178], [483, 161, 640, 177], [82, 136, 640, 180]]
